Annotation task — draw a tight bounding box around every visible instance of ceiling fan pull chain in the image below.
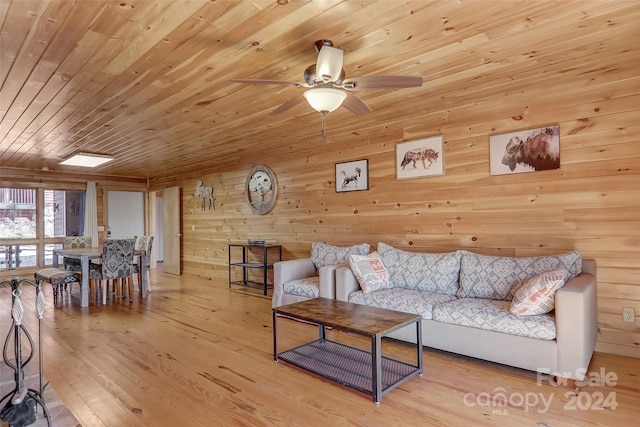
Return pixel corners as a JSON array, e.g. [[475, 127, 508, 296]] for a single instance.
[[321, 111, 328, 141]]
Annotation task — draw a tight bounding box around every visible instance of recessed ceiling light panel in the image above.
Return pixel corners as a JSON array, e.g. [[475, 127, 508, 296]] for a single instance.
[[60, 153, 114, 167]]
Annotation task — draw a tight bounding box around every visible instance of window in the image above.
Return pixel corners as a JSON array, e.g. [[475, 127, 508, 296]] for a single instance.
[[44, 190, 85, 238], [0, 187, 85, 270], [0, 188, 36, 239], [0, 244, 37, 268], [44, 243, 62, 266]]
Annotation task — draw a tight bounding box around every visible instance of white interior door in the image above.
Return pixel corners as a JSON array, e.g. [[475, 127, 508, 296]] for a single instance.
[[154, 194, 164, 261], [107, 191, 144, 238], [162, 186, 181, 275]]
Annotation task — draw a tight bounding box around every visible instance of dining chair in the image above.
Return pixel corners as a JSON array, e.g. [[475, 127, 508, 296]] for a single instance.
[[124, 235, 138, 287], [34, 267, 80, 307], [124, 234, 139, 285], [62, 236, 92, 269], [125, 235, 138, 243], [61, 235, 92, 293], [133, 236, 154, 293], [88, 238, 136, 304]]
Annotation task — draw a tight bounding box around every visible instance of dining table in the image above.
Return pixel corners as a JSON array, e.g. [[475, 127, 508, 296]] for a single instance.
[[52, 247, 148, 307]]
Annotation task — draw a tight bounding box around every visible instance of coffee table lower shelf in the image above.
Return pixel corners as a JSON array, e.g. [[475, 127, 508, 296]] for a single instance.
[[277, 339, 420, 397]]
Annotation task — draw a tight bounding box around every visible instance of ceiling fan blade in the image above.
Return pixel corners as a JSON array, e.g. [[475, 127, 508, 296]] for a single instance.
[[229, 78, 306, 87], [341, 75, 423, 90], [271, 94, 307, 115], [342, 93, 372, 115], [316, 45, 343, 82]]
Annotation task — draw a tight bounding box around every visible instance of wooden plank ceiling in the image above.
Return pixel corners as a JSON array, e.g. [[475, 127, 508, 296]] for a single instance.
[[1, 0, 638, 180]]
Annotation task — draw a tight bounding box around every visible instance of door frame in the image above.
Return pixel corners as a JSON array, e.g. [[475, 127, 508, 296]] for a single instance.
[[160, 186, 181, 275]]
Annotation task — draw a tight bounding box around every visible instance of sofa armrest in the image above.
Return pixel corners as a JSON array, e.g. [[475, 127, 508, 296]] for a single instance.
[[272, 258, 317, 308], [318, 263, 348, 299], [335, 266, 360, 301], [274, 258, 317, 288], [555, 271, 598, 380]]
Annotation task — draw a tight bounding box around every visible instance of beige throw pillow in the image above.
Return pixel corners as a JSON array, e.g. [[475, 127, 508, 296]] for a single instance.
[[349, 252, 391, 293], [510, 269, 569, 316]]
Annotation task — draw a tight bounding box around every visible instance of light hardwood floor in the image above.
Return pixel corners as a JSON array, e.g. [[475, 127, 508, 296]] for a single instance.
[[3, 267, 638, 426]]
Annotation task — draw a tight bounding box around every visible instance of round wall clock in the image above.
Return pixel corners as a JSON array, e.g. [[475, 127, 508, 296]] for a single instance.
[[245, 165, 278, 215]]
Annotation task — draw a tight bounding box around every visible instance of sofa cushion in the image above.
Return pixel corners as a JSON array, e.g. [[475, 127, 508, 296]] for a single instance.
[[283, 276, 320, 298], [348, 288, 457, 320], [311, 242, 370, 269], [457, 250, 582, 301], [433, 298, 557, 340], [349, 252, 391, 293], [510, 269, 569, 315], [377, 242, 461, 296]]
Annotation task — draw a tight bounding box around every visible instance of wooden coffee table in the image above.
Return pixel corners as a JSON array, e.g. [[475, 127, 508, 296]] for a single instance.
[[272, 297, 423, 404]]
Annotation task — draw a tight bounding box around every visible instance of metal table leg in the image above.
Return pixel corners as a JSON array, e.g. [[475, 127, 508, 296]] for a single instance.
[[416, 318, 423, 375], [273, 311, 279, 362], [372, 334, 382, 404]]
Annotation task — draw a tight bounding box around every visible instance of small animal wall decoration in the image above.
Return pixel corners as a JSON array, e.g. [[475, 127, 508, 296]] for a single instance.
[[194, 179, 215, 211], [501, 126, 560, 172], [341, 167, 361, 190], [400, 148, 439, 170]]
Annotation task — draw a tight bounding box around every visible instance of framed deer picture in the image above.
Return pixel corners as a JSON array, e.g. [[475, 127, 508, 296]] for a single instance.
[[335, 159, 369, 192], [396, 135, 445, 179]]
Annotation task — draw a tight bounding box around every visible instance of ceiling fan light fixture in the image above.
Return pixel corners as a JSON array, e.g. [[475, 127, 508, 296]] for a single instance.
[[303, 88, 347, 113]]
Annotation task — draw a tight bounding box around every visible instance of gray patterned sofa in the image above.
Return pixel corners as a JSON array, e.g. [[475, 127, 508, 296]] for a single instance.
[[335, 243, 597, 381]]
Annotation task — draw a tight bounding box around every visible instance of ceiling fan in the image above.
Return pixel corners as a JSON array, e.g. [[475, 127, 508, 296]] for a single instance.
[[230, 40, 423, 138]]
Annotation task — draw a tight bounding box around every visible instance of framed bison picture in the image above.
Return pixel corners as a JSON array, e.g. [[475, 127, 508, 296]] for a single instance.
[[396, 135, 445, 180], [490, 125, 560, 175]]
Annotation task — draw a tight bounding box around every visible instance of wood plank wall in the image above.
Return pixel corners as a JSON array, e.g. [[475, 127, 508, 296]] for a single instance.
[[151, 78, 640, 359], [3, 81, 637, 358]]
